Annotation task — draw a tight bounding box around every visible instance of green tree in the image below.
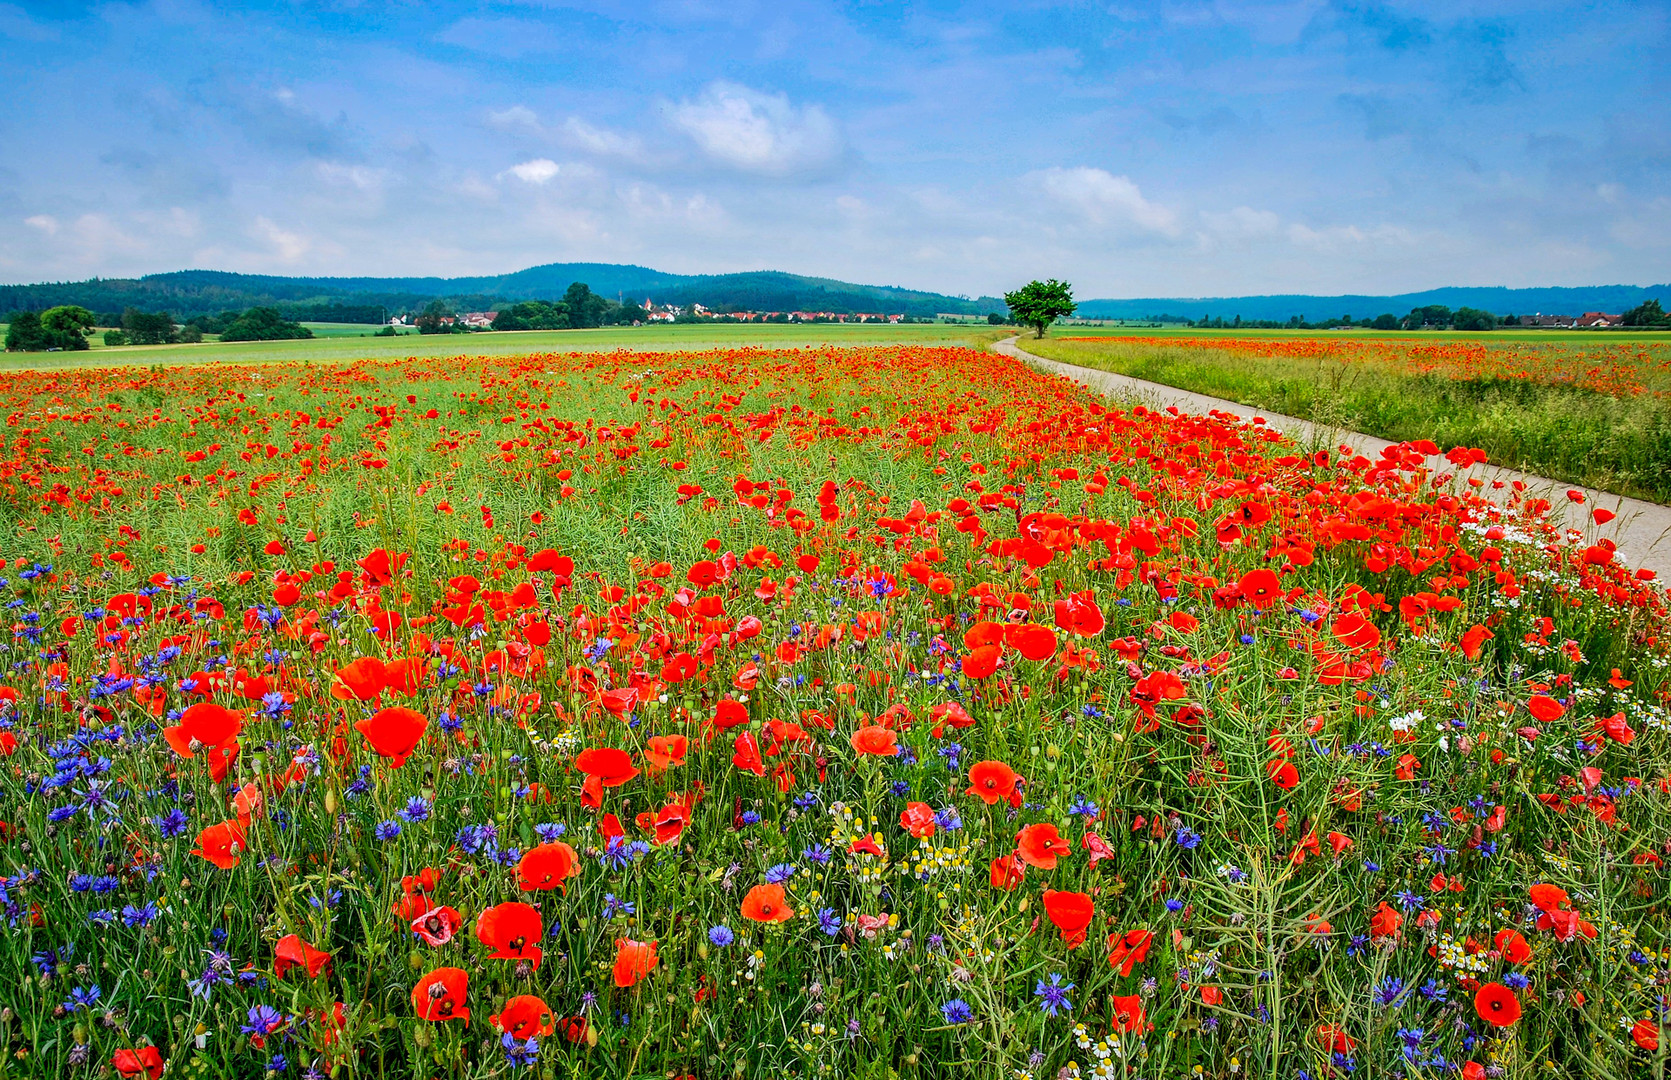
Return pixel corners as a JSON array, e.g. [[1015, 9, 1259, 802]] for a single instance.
[[415, 300, 457, 335], [1371, 313, 1399, 330], [218, 307, 313, 342], [4, 310, 50, 351], [40, 305, 95, 350], [563, 282, 610, 329], [121, 308, 178, 345], [1003, 279, 1076, 338], [1622, 299, 1668, 327], [1453, 307, 1498, 331]]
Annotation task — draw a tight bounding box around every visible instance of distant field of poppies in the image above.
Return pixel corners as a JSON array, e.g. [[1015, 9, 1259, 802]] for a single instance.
[[1025, 333, 1671, 503], [1, 344, 1669, 1079]]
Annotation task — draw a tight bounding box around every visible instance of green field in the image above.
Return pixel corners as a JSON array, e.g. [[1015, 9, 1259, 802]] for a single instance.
[[1021, 329, 1671, 502], [0, 321, 1006, 370]]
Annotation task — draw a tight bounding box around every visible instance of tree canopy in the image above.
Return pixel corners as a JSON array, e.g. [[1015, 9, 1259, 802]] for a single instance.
[[1003, 279, 1076, 338], [217, 307, 313, 342]]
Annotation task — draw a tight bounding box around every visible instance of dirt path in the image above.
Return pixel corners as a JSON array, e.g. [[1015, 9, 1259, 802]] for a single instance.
[[994, 334, 1671, 582]]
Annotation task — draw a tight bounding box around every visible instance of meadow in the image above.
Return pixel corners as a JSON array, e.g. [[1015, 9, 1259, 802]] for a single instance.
[[1021, 331, 1671, 503], [0, 341, 1668, 1079]]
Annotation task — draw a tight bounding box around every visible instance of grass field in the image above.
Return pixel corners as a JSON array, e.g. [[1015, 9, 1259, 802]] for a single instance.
[[0, 322, 1005, 371], [0, 341, 1667, 1078], [1022, 330, 1671, 504]]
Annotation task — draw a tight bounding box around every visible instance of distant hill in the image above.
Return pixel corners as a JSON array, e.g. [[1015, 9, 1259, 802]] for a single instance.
[[0, 264, 1004, 321], [1077, 285, 1671, 324]]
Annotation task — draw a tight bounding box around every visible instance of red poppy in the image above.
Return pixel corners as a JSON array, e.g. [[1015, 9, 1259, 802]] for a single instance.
[[963, 642, 1001, 678], [110, 1047, 164, 1080], [332, 656, 387, 701], [1267, 759, 1300, 789], [162, 702, 243, 760], [1460, 624, 1493, 660], [989, 853, 1025, 890], [740, 883, 794, 923], [1316, 1024, 1356, 1055], [411, 905, 465, 946], [491, 994, 556, 1039], [412, 967, 470, 1025], [849, 725, 899, 756], [518, 842, 582, 892], [190, 818, 248, 869], [1633, 1018, 1661, 1052], [612, 937, 659, 987], [966, 760, 1018, 806], [1527, 695, 1565, 723], [1473, 982, 1521, 1027], [1015, 823, 1072, 870], [354, 706, 427, 767], [1494, 928, 1531, 964], [900, 801, 937, 838], [1111, 993, 1146, 1033], [638, 799, 692, 845], [929, 701, 976, 732], [1042, 889, 1094, 947], [1108, 928, 1154, 977], [575, 747, 640, 807], [274, 933, 332, 978], [1369, 901, 1403, 939], [645, 734, 689, 772], [1052, 590, 1105, 637], [1331, 613, 1380, 652], [1007, 623, 1058, 662], [476, 902, 544, 969], [1238, 568, 1282, 608]]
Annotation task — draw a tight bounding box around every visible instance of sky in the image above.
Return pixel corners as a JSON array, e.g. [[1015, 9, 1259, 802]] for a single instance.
[[0, 0, 1666, 299]]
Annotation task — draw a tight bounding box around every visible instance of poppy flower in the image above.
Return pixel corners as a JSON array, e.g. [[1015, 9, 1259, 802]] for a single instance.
[[162, 702, 243, 759], [1527, 695, 1565, 723], [354, 706, 427, 767], [412, 967, 470, 1025], [1494, 928, 1531, 964], [900, 801, 937, 838], [849, 725, 899, 756], [1238, 568, 1282, 608], [517, 842, 582, 892], [191, 818, 248, 869], [962, 642, 1001, 679], [1331, 613, 1380, 652], [332, 656, 387, 701], [411, 905, 465, 946], [1369, 901, 1402, 939], [1111, 993, 1146, 1033], [965, 760, 1018, 805], [1007, 623, 1058, 662], [575, 747, 640, 809], [1460, 624, 1493, 660], [740, 883, 794, 923], [1042, 889, 1094, 947], [1052, 590, 1105, 637], [1266, 759, 1300, 789], [491, 994, 556, 1039], [644, 734, 689, 772], [929, 701, 976, 732], [1633, 1018, 1661, 1052], [1108, 928, 1154, 977], [989, 853, 1025, 890], [274, 933, 332, 978], [110, 1048, 164, 1080], [1015, 823, 1072, 870], [612, 937, 659, 988], [476, 902, 544, 969], [1473, 982, 1521, 1027], [638, 800, 692, 845]]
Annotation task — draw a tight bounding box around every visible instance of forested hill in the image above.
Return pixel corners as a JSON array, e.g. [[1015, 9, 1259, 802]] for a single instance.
[[0, 264, 1003, 321]]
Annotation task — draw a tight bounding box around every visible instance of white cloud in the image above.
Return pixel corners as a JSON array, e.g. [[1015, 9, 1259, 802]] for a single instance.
[[562, 118, 647, 162], [1034, 167, 1180, 236], [23, 214, 57, 235], [316, 162, 385, 191], [500, 158, 561, 184], [251, 216, 310, 262], [1286, 222, 1417, 252], [486, 105, 541, 132], [1199, 205, 1282, 241], [670, 82, 845, 177]]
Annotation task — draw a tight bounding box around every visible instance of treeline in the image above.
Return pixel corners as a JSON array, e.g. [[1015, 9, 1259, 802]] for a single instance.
[[1179, 299, 1668, 330], [2, 305, 312, 351], [416, 283, 642, 333]]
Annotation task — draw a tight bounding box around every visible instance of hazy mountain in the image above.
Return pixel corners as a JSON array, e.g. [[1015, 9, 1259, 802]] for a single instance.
[[1077, 285, 1670, 323]]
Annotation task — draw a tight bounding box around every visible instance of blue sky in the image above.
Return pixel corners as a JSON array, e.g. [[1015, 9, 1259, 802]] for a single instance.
[[1, 0, 1666, 297]]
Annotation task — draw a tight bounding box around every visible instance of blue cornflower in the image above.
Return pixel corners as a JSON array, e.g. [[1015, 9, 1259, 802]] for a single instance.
[[765, 863, 797, 885], [1373, 976, 1406, 1009], [398, 797, 431, 823], [63, 985, 102, 1012], [818, 908, 843, 936], [1034, 973, 1075, 1017], [501, 1034, 538, 1068], [1067, 796, 1100, 818], [802, 843, 832, 864], [708, 925, 735, 947], [602, 893, 635, 918], [1174, 827, 1202, 849], [940, 998, 974, 1025], [533, 822, 567, 843], [121, 902, 157, 928], [374, 820, 402, 842]]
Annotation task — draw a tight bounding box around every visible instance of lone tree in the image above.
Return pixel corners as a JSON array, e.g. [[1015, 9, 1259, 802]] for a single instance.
[[1003, 279, 1076, 338]]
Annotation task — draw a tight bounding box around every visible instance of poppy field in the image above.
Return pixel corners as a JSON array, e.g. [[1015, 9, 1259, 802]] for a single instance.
[[3, 343, 1671, 1079], [1024, 333, 1671, 503]]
